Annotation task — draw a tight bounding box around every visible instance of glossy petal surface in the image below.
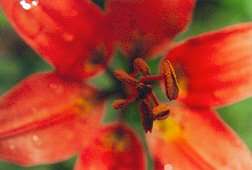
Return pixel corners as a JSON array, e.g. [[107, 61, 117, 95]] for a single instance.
[[105, 0, 195, 57], [167, 23, 252, 107], [0, 72, 104, 166], [75, 124, 145, 170], [0, 0, 108, 78], [148, 104, 252, 170]]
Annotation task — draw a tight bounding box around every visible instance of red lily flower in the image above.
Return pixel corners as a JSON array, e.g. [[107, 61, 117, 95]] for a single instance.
[[0, 0, 252, 170]]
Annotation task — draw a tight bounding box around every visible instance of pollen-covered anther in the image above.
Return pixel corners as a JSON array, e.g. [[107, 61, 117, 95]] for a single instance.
[[152, 103, 170, 120], [161, 60, 179, 100], [114, 70, 138, 86], [133, 58, 151, 76]]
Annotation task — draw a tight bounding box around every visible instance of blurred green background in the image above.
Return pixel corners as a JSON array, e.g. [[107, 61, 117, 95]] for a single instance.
[[0, 0, 252, 169]]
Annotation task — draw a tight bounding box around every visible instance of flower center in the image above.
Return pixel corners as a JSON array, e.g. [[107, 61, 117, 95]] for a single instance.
[[112, 58, 179, 133]]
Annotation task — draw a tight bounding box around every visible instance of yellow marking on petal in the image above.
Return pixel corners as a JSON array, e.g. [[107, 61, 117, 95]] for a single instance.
[[74, 98, 92, 115], [102, 133, 129, 153], [154, 117, 182, 141]]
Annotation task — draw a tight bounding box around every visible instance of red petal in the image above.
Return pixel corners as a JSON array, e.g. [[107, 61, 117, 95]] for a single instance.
[[167, 23, 252, 107], [154, 158, 165, 170], [105, 0, 195, 57], [0, 0, 109, 79], [148, 105, 252, 170], [0, 72, 104, 166], [75, 124, 146, 170]]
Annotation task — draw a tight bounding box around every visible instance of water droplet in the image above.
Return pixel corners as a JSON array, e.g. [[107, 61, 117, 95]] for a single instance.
[[9, 144, 15, 150], [49, 83, 63, 94], [63, 33, 74, 42], [165, 164, 173, 170], [19, 0, 39, 10], [32, 135, 42, 146], [32, 135, 39, 141], [49, 83, 57, 89]]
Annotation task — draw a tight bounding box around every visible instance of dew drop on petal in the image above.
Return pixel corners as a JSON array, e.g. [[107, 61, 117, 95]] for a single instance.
[[49, 83, 57, 89], [63, 33, 74, 42], [165, 164, 173, 170], [9, 144, 16, 151], [49, 83, 64, 94], [19, 0, 39, 10], [32, 135, 42, 146]]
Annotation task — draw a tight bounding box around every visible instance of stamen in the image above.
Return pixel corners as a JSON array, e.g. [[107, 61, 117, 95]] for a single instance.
[[112, 58, 179, 133], [161, 60, 179, 100], [112, 99, 129, 110], [152, 104, 170, 120], [146, 91, 159, 107], [114, 70, 138, 86], [140, 100, 153, 133], [139, 75, 163, 84], [136, 83, 152, 99], [133, 58, 151, 76]]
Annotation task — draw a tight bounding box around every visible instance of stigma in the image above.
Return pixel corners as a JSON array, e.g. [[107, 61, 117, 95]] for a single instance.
[[112, 58, 179, 133]]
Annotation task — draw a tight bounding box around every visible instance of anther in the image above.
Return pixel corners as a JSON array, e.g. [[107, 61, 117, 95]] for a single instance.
[[161, 60, 179, 100], [114, 70, 138, 86], [152, 104, 170, 120], [133, 58, 151, 76], [112, 99, 129, 110]]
